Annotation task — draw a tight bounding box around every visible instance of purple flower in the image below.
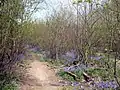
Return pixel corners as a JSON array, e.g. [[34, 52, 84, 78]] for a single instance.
[[66, 51, 76, 59], [63, 67, 70, 72], [109, 81, 118, 89], [63, 65, 78, 72], [72, 81, 80, 86], [17, 53, 25, 60], [27, 44, 41, 52], [90, 56, 103, 60], [62, 50, 78, 65], [29, 47, 38, 52], [95, 81, 118, 89], [97, 82, 105, 88]]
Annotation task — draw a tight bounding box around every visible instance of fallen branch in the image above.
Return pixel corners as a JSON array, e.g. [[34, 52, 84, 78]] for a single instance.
[[66, 71, 78, 81]]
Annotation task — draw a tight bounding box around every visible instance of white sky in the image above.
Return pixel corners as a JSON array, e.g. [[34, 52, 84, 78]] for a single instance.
[[32, 0, 108, 20], [32, 0, 71, 20]]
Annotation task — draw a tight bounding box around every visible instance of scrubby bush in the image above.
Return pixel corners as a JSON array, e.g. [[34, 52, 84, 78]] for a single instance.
[[0, 0, 45, 89]]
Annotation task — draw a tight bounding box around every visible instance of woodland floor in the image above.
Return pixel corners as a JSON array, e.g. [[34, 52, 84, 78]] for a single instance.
[[19, 53, 95, 90], [19, 59, 64, 90]]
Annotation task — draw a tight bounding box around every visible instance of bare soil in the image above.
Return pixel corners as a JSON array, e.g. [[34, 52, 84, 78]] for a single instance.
[[20, 60, 62, 90]]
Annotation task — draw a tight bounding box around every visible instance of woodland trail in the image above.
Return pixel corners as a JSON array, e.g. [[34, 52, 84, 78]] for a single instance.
[[20, 59, 63, 90], [19, 53, 94, 90]]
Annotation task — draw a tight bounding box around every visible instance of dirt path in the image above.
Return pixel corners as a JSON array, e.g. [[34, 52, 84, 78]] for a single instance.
[[20, 60, 62, 90], [19, 53, 95, 90]]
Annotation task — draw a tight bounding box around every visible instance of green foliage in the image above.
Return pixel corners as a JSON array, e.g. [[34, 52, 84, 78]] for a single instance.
[[21, 0, 120, 87], [117, 68, 120, 79], [85, 0, 92, 3], [0, 0, 44, 89], [77, 0, 82, 3], [86, 68, 114, 81], [74, 70, 84, 81], [57, 71, 76, 81], [73, 0, 92, 4], [57, 64, 115, 82], [0, 81, 18, 90], [0, 0, 24, 87]]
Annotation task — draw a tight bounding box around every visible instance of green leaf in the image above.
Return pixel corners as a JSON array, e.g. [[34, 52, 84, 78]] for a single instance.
[[103, 3, 108, 9], [85, 0, 92, 3], [72, 0, 82, 4], [77, 0, 82, 3], [72, 0, 77, 4]]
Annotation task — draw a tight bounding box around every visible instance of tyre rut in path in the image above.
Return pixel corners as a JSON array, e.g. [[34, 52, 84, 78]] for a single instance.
[[20, 60, 62, 90]]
